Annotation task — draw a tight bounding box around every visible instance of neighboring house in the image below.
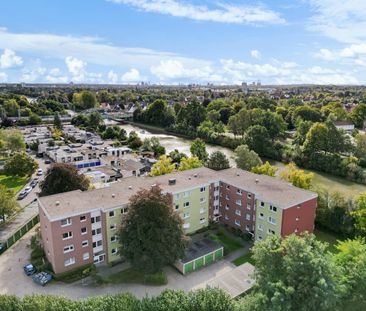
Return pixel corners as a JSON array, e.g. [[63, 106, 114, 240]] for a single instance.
[[333, 121, 355, 132], [38, 167, 317, 274]]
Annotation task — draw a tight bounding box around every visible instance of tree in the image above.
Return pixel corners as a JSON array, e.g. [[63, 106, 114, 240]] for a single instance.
[[244, 125, 271, 155], [28, 113, 42, 125], [355, 133, 366, 161], [169, 149, 187, 163], [334, 238, 366, 308], [141, 137, 166, 157], [39, 163, 90, 196], [0, 129, 25, 153], [190, 138, 208, 162], [350, 104, 366, 128], [0, 185, 19, 219], [234, 145, 262, 171], [150, 155, 176, 176], [87, 112, 103, 130], [352, 192, 366, 236], [4, 152, 38, 177], [119, 186, 186, 274], [73, 91, 98, 110], [293, 120, 313, 146], [53, 113, 62, 130], [178, 156, 202, 171], [292, 105, 322, 124], [206, 151, 230, 171], [251, 161, 278, 177], [183, 100, 206, 129], [143, 99, 175, 127], [127, 131, 143, 149], [280, 162, 313, 189], [251, 234, 340, 311]]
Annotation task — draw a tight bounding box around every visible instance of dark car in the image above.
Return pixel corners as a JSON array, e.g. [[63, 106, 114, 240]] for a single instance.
[[0, 242, 6, 255], [44, 159, 51, 164], [17, 191, 27, 200], [29, 179, 38, 188], [23, 263, 36, 276], [32, 272, 52, 286]]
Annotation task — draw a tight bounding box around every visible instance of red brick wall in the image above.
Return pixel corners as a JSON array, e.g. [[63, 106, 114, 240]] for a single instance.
[[281, 197, 317, 237]]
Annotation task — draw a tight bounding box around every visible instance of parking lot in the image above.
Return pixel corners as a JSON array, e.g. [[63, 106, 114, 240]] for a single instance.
[[0, 227, 240, 299]]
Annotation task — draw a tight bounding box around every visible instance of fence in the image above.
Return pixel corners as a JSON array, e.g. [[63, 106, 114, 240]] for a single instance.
[[5, 214, 39, 249]]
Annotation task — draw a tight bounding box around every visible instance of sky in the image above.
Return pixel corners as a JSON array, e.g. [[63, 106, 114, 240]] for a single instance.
[[0, 0, 365, 85]]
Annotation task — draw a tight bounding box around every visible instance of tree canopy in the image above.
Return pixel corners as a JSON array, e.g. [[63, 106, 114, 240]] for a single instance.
[[234, 145, 262, 171], [4, 152, 38, 177], [206, 151, 230, 171]]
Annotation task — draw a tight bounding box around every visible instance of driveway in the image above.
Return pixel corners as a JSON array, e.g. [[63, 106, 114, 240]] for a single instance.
[[0, 228, 240, 299]]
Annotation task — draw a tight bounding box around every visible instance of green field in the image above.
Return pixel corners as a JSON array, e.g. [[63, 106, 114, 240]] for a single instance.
[[0, 175, 29, 193], [232, 252, 255, 266], [209, 231, 243, 255]]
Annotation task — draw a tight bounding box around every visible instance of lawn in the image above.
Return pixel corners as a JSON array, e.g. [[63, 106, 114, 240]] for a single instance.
[[314, 228, 343, 253], [232, 252, 255, 266], [0, 175, 29, 193], [209, 230, 243, 255], [97, 268, 167, 286]]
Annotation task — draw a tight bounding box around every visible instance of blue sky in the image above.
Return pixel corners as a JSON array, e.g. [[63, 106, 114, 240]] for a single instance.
[[0, 0, 365, 85]]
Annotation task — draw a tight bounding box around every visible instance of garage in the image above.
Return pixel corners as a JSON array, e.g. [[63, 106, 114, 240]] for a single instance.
[[175, 238, 224, 275]]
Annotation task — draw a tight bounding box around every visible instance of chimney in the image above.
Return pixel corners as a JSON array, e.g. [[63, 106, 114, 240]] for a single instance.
[[168, 178, 176, 185], [112, 194, 115, 198], [128, 186, 132, 190], [255, 179, 259, 184], [194, 174, 198, 178], [55, 201, 60, 206]]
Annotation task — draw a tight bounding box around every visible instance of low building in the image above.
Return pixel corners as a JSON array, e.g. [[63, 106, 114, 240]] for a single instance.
[[333, 121, 355, 132], [38, 167, 317, 274]]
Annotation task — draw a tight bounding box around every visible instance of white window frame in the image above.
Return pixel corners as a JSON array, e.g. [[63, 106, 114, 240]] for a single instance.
[[63, 244, 74, 254], [200, 187, 206, 192], [236, 199, 242, 206], [109, 211, 115, 217], [235, 219, 241, 226], [270, 205, 277, 212], [64, 257, 75, 267], [200, 218, 206, 224], [200, 197, 206, 203], [246, 214, 251, 221], [82, 240, 89, 248], [83, 252, 90, 260], [62, 231, 73, 240], [235, 209, 241, 216], [183, 201, 190, 208], [81, 227, 87, 235], [80, 215, 86, 222], [61, 218, 72, 227], [268, 216, 276, 225]]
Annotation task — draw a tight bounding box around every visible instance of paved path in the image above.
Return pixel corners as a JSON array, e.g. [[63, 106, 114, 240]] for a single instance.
[[0, 228, 246, 300]]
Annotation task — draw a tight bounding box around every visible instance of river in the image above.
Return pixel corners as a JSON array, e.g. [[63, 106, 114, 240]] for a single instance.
[[113, 122, 366, 199]]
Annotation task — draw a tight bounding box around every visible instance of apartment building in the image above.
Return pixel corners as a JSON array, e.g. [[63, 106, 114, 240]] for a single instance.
[[38, 167, 317, 274]]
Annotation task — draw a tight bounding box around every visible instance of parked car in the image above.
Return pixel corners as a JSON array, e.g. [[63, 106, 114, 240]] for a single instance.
[[24, 186, 32, 194], [17, 191, 27, 200], [29, 179, 38, 188], [32, 272, 52, 286], [0, 242, 6, 255], [36, 169, 43, 176], [23, 263, 36, 276], [44, 159, 51, 164]]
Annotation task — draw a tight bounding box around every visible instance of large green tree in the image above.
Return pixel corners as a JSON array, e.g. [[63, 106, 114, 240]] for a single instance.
[[234, 145, 262, 171], [206, 151, 230, 171], [0, 185, 19, 219], [352, 192, 366, 236], [119, 186, 186, 274], [190, 138, 208, 162], [4, 152, 38, 177], [40, 163, 90, 196], [280, 162, 313, 189]]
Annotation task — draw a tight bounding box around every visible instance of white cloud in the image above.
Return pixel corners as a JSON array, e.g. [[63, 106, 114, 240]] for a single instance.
[[121, 68, 144, 82], [0, 49, 23, 69], [306, 0, 366, 43], [108, 70, 119, 84], [109, 0, 285, 25], [0, 72, 7, 82], [250, 50, 261, 59], [21, 62, 46, 82], [45, 67, 68, 83], [65, 56, 87, 82]]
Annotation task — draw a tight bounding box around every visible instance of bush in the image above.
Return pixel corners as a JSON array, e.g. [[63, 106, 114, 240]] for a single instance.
[[54, 264, 96, 283]]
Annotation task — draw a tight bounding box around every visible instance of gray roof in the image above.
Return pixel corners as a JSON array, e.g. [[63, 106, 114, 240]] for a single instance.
[[181, 238, 223, 264], [38, 167, 317, 221]]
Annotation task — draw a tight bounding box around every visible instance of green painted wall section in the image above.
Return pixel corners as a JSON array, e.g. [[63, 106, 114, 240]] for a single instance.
[[254, 200, 282, 241], [181, 247, 224, 275], [173, 185, 209, 234]]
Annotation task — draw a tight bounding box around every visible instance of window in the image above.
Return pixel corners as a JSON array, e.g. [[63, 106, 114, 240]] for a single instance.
[[109, 211, 115, 217], [111, 248, 118, 255], [174, 194, 180, 200], [268, 216, 276, 225], [235, 209, 241, 216], [294, 228, 299, 233], [226, 185, 230, 190], [200, 208, 205, 214], [184, 191, 191, 197], [247, 203, 251, 210], [200, 197, 206, 203], [257, 236, 263, 241], [224, 215, 229, 220], [259, 212, 264, 219], [225, 204, 230, 210], [246, 214, 251, 221], [121, 207, 128, 214], [200, 187, 206, 192], [91, 216, 101, 223], [110, 224, 117, 230], [81, 227, 87, 235], [183, 213, 190, 219], [64, 257, 75, 267], [296, 217, 299, 221], [214, 186, 219, 191], [175, 204, 179, 210], [63, 245, 74, 253], [62, 232, 72, 240], [82, 240, 88, 248], [61, 218, 71, 227], [92, 240, 102, 248], [92, 228, 102, 236], [237, 189, 242, 195], [225, 194, 229, 200], [258, 224, 263, 231], [236, 199, 242, 206], [80, 215, 86, 222], [235, 219, 241, 226], [111, 236, 117, 242], [183, 223, 190, 229], [214, 195, 219, 200], [269, 205, 277, 212], [247, 193, 252, 199], [268, 229, 275, 235], [83, 252, 90, 260], [200, 217, 206, 224], [245, 225, 250, 231], [260, 201, 265, 207], [183, 202, 190, 208]]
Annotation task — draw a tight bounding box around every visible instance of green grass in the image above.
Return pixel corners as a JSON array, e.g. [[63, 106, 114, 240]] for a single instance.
[[209, 231, 243, 255], [97, 268, 167, 286], [0, 175, 29, 193], [314, 229, 343, 253], [232, 252, 255, 266]]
